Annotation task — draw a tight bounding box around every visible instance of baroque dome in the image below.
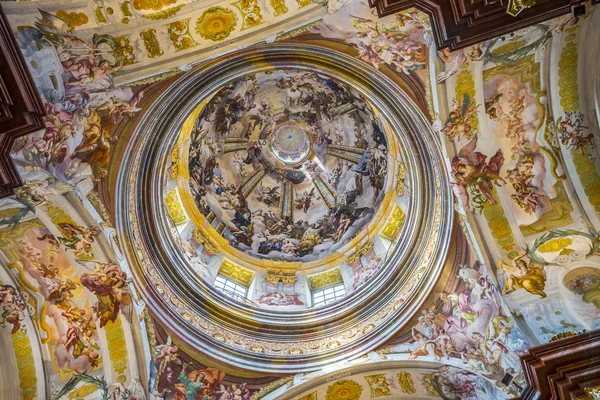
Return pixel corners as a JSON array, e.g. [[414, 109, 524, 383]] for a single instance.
[[185, 69, 390, 264], [117, 44, 452, 372]]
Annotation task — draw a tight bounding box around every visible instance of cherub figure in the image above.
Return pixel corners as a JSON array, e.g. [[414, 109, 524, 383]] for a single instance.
[[78, 260, 133, 327], [57, 222, 100, 259], [451, 136, 505, 213], [442, 94, 479, 140]]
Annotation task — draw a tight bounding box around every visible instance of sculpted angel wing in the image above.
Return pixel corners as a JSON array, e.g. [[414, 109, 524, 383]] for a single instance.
[[457, 136, 478, 159], [437, 50, 467, 83]]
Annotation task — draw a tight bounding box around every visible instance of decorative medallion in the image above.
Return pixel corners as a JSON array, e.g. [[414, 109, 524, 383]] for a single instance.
[[195, 7, 238, 41], [325, 380, 362, 400]]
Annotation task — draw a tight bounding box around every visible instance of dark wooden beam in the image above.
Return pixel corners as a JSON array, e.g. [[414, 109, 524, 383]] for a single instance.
[[0, 5, 45, 198], [519, 330, 600, 400], [371, 0, 598, 51]]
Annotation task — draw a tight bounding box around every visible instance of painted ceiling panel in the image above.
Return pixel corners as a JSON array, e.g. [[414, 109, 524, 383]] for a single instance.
[[0, 0, 599, 399]]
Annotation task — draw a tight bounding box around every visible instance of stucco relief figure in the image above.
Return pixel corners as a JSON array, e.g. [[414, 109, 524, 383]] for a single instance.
[[78, 260, 133, 327], [0, 178, 74, 229], [0, 284, 28, 334], [66, 108, 116, 181], [497, 258, 546, 298], [13, 19, 143, 184], [149, 339, 182, 398], [557, 111, 593, 153], [451, 137, 505, 213], [57, 222, 100, 259], [18, 237, 101, 372], [442, 94, 479, 140]]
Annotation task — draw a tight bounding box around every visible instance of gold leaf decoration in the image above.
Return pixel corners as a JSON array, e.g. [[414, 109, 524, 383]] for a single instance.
[[195, 7, 237, 41], [325, 380, 362, 400], [269, 0, 288, 16]]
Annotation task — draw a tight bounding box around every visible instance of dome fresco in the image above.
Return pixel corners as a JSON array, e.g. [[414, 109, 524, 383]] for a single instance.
[[186, 69, 390, 263]]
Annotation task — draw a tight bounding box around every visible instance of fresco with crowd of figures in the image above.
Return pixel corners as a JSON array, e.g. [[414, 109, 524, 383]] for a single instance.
[[0, 0, 599, 398]]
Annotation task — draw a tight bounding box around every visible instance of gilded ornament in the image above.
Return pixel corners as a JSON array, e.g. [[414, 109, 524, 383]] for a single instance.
[[143, 4, 184, 20], [195, 7, 237, 41], [325, 380, 362, 400], [347, 241, 374, 265], [585, 387, 600, 400], [140, 28, 164, 59], [296, 0, 312, 6], [308, 268, 342, 289], [219, 260, 254, 285], [171, 145, 180, 178], [269, 0, 288, 16], [364, 374, 391, 397], [133, 0, 176, 11], [168, 19, 199, 52], [396, 162, 406, 196], [193, 229, 218, 255], [397, 372, 416, 394], [265, 271, 296, 283], [381, 206, 406, 241], [298, 392, 317, 400], [232, 0, 263, 30], [114, 35, 136, 66], [506, 0, 536, 17], [55, 10, 89, 31], [165, 190, 187, 225]]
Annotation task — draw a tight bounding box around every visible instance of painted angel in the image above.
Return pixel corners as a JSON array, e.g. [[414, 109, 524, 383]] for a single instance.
[[295, 188, 316, 213], [451, 136, 505, 212], [255, 183, 280, 207], [442, 93, 479, 140], [77, 260, 133, 327], [57, 222, 100, 259], [497, 258, 546, 298]]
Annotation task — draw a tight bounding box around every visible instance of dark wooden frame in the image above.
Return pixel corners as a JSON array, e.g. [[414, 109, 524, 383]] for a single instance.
[[0, 5, 45, 198], [519, 330, 600, 399], [370, 0, 599, 50]]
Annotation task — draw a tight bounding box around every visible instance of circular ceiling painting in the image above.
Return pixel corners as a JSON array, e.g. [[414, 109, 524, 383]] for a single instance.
[[118, 45, 452, 372], [187, 69, 389, 263]]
